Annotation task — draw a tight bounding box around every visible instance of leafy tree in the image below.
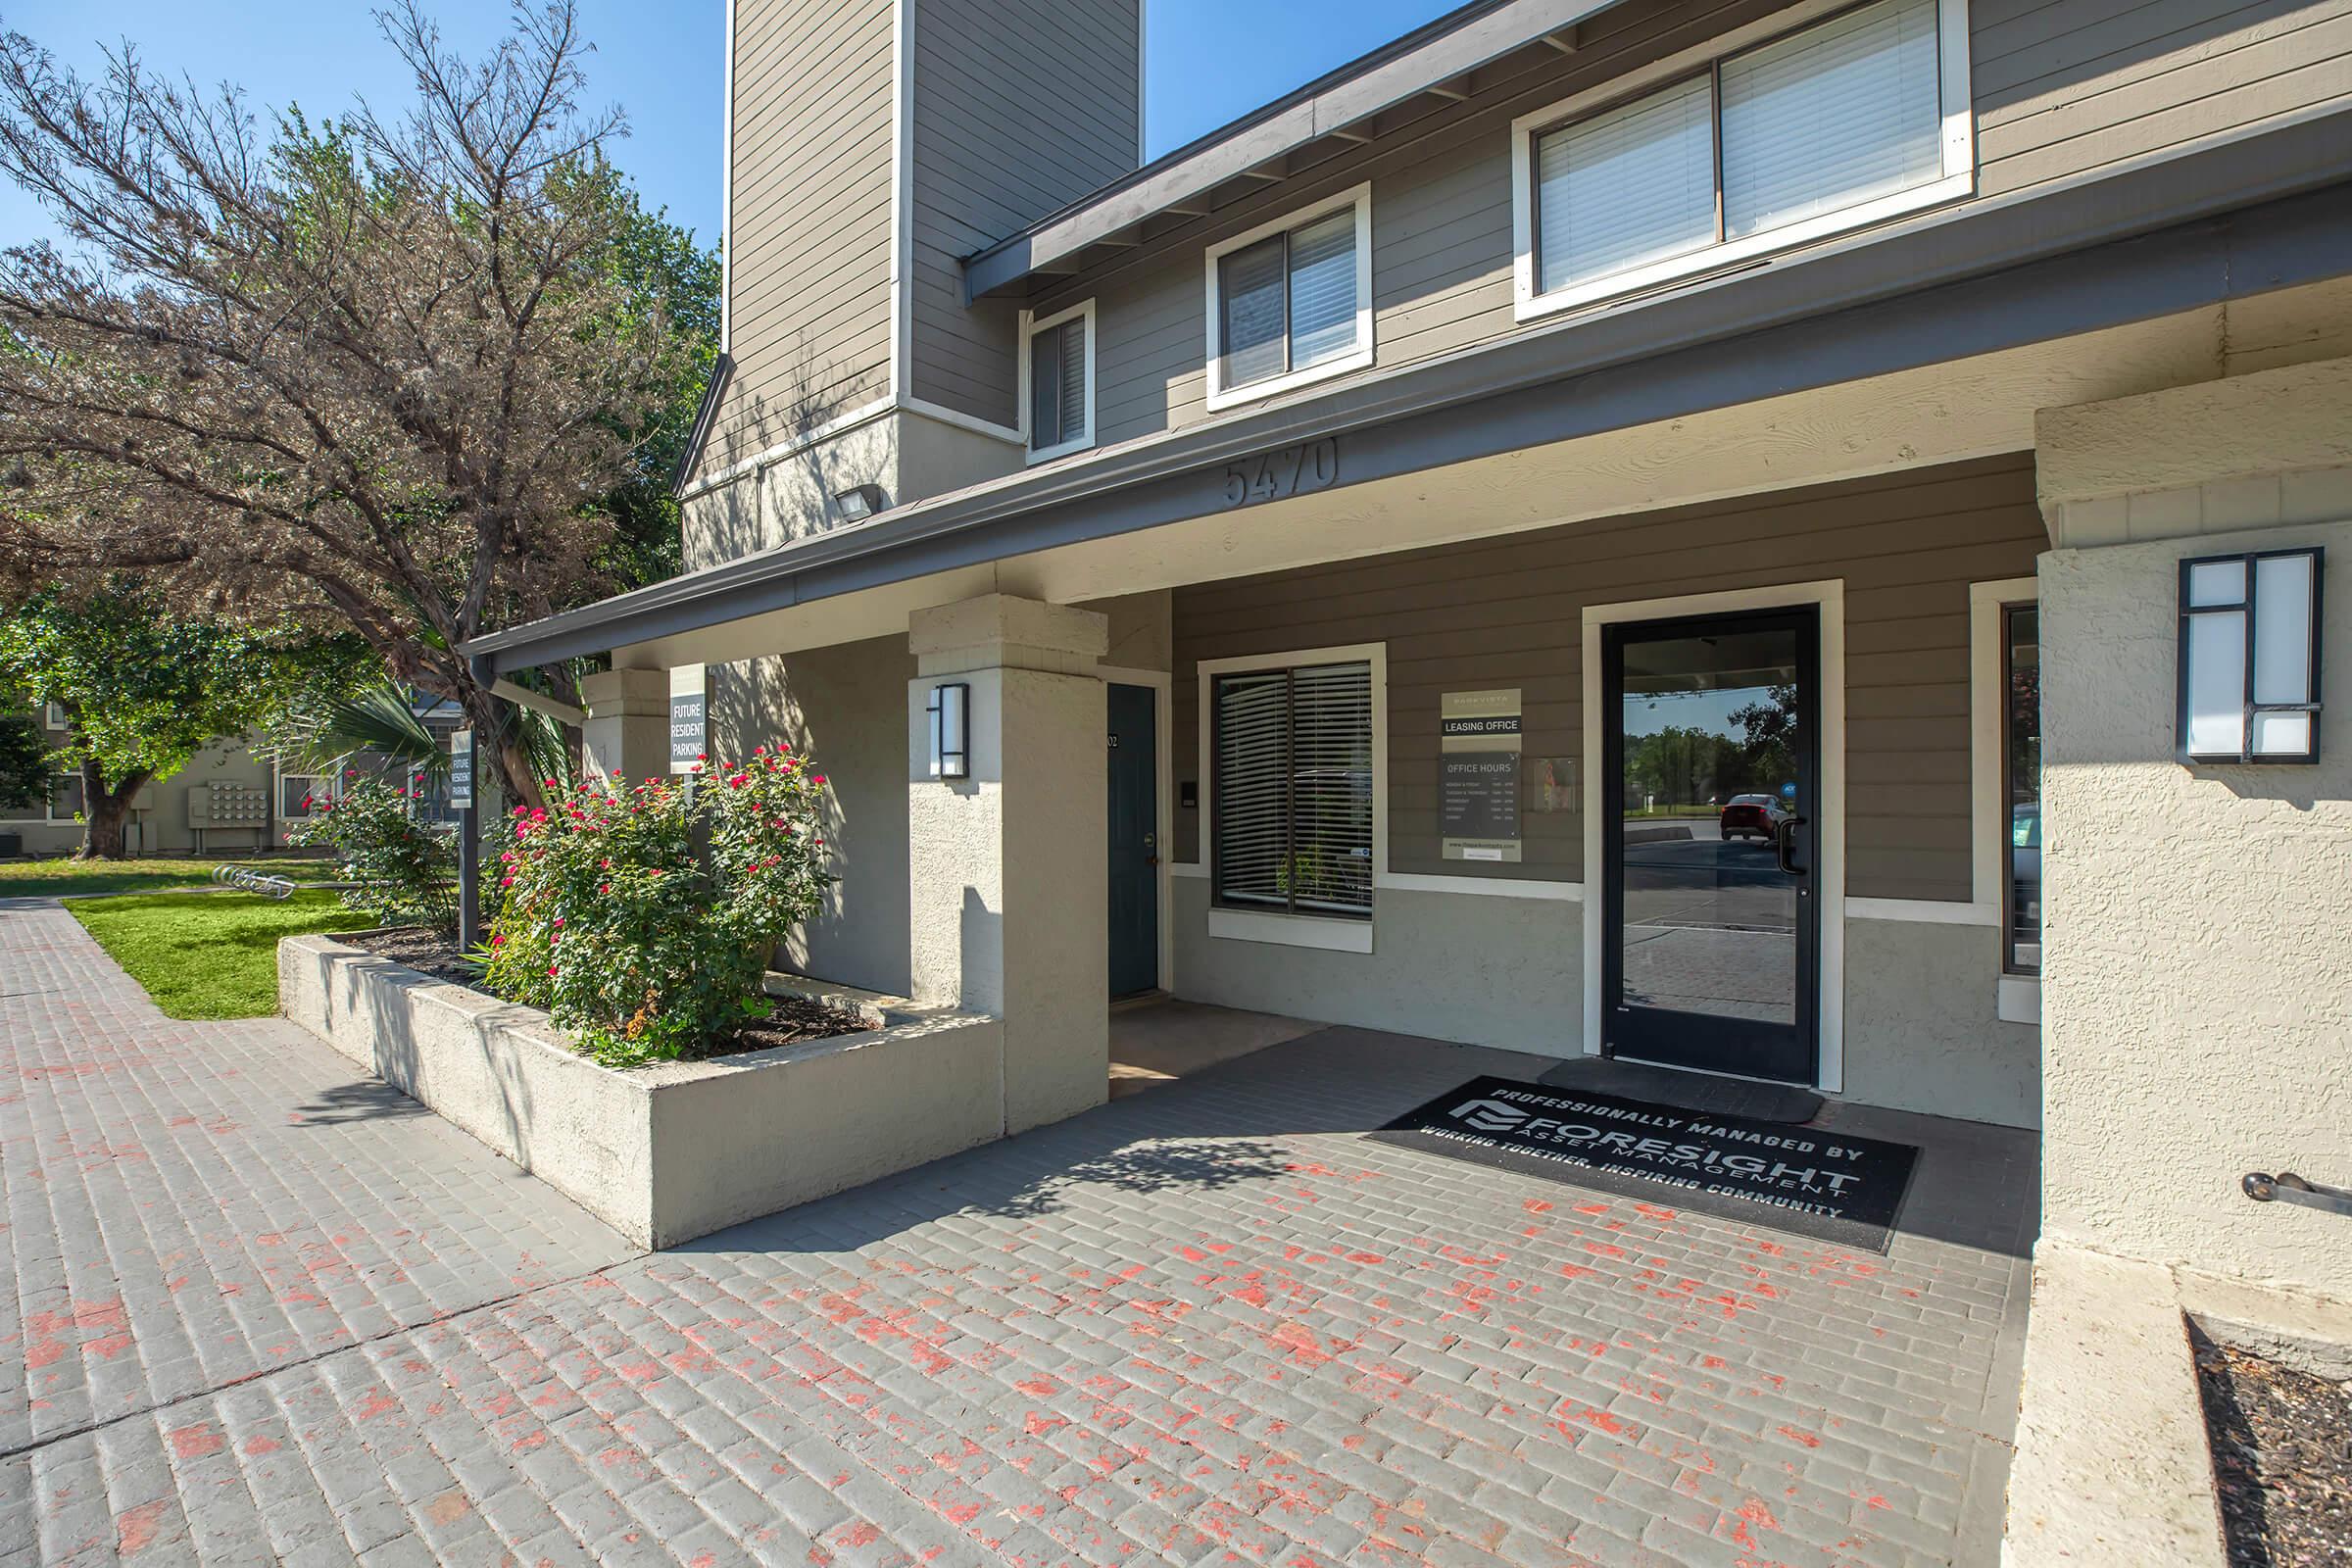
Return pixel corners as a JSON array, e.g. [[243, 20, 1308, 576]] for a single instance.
[[0, 710, 46, 813], [0, 587, 363, 858], [0, 2, 709, 807]]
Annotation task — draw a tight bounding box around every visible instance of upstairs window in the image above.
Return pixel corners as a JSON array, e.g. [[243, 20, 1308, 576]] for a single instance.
[[1516, 0, 1971, 318], [1023, 300, 1094, 462], [1204, 185, 1373, 410]]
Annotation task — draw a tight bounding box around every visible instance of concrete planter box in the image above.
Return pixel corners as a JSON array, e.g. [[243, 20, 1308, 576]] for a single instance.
[[278, 933, 1004, 1248]]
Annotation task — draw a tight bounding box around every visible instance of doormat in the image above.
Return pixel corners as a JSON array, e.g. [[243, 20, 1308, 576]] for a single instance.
[[1373, 1075, 1920, 1252]]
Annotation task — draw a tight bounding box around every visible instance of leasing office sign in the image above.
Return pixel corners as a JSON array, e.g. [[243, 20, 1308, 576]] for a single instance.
[[1441, 688, 1521, 862]]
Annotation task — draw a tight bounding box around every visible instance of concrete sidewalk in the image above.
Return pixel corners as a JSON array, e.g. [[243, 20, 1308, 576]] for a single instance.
[[2, 901, 2034, 1565]]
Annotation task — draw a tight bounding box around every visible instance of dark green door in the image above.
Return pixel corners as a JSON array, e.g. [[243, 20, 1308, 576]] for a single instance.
[[1107, 683, 1159, 999]]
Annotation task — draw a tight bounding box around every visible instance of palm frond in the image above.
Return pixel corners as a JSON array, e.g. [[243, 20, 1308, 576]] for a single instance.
[[268, 679, 449, 778]]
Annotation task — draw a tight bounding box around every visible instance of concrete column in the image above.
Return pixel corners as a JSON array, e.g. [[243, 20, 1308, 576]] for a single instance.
[[580, 668, 670, 786], [907, 594, 1109, 1135]]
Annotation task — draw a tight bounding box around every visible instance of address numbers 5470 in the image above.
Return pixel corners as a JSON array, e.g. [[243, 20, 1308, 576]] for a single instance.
[[1221, 437, 1339, 508]]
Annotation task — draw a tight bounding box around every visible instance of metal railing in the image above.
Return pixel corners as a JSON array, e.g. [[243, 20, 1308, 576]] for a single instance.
[[211, 864, 296, 901], [2242, 1170, 2352, 1218]]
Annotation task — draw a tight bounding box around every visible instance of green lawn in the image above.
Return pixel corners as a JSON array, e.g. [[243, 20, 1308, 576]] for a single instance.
[[0, 858, 248, 899], [67, 889, 374, 1019]]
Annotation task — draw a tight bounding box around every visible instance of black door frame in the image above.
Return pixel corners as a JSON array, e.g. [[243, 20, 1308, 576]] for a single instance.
[[1105, 678, 1163, 1000], [1599, 605, 1822, 1085]]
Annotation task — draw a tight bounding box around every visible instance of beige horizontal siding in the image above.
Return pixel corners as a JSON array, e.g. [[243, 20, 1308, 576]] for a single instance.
[[1974, 0, 2352, 196], [707, 0, 896, 474], [1170, 455, 2045, 904], [1046, 0, 2348, 451]]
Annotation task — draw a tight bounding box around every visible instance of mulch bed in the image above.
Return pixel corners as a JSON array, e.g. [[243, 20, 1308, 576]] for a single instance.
[[345, 927, 872, 1060], [2195, 1324, 2352, 1567]]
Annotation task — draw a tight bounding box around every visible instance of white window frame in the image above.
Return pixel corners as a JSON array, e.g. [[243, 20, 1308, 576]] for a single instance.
[[1018, 298, 1097, 465], [1195, 641, 1388, 954], [1511, 0, 1975, 323], [1970, 576, 2041, 1025], [41, 702, 68, 731], [1201, 183, 1375, 413]]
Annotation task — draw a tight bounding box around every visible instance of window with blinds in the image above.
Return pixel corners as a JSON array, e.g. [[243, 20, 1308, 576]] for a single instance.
[[1532, 0, 1947, 303], [1216, 201, 1364, 395], [1211, 660, 1374, 918], [1026, 310, 1090, 456]]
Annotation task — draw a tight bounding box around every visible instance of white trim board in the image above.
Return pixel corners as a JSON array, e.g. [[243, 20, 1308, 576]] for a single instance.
[[1581, 579, 1848, 1093], [1194, 641, 1388, 952]]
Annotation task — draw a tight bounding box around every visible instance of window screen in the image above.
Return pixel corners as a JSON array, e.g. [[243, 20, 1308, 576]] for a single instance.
[[1028, 315, 1088, 452], [1212, 661, 1374, 917], [1218, 205, 1361, 393], [1720, 0, 1941, 239], [1535, 74, 1716, 294], [1533, 0, 1945, 297], [48, 771, 84, 821]]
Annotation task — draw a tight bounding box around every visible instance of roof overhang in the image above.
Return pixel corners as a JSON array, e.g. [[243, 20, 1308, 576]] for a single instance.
[[962, 0, 1622, 301], [468, 108, 2352, 674]]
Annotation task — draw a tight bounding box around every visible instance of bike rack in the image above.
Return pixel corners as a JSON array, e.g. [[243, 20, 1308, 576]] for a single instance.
[[211, 864, 296, 901], [2243, 1170, 2352, 1218]]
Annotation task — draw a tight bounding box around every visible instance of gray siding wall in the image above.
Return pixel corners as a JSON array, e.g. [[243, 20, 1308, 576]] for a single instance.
[[1037, 0, 2351, 449], [1975, 0, 2352, 196], [710, 0, 897, 477], [1170, 455, 2047, 904], [907, 0, 1141, 428]]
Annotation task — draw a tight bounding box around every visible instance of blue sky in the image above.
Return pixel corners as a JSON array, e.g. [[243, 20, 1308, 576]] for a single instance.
[[0, 0, 1462, 253]]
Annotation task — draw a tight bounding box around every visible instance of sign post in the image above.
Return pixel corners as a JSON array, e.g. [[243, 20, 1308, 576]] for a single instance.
[[451, 725, 480, 951]]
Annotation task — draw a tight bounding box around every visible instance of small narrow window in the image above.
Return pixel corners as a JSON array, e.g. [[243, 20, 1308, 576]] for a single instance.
[[1207, 188, 1371, 406], [1211, 660, 1374, 918], [2001, 605, 2040, 976], [1025, 304, 1092, 459]]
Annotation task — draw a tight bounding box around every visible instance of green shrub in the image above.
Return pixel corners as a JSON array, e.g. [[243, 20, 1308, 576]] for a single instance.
[[289, 776, 458, 931], [480, 748, 832, 1066]]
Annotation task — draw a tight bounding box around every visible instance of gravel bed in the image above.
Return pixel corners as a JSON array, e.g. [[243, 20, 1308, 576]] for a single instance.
[[2196, 1324, 2352, 1567]]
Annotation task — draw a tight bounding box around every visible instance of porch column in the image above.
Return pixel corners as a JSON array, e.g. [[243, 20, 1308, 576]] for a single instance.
[[907, 594, 1109, 1135], [579, 668, 670, 786]]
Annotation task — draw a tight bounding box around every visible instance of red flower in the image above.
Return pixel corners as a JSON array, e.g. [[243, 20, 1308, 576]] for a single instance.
[[547, 965, 559, 977], [489, 934, 504, 947]]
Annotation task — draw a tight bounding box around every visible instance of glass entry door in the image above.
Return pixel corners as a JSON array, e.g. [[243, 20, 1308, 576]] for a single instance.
[[1601, 607, 1820, 1083]]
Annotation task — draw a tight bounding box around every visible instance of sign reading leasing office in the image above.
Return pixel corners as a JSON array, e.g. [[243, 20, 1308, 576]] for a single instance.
[[1441, 687, 1522, 862]]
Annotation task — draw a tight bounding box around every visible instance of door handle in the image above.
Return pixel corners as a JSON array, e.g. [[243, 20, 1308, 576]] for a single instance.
[[1145, 855, 1159, 866], [1776, 815, 1809, 876]]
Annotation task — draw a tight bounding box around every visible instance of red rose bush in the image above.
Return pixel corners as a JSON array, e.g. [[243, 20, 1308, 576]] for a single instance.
[[480, 748, 833, 1066]]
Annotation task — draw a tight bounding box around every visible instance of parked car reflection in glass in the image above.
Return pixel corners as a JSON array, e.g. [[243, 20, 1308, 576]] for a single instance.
[[1719, 792, 1791, 842]]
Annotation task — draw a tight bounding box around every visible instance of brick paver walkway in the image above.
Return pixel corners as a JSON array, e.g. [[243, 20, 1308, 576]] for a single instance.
[[1, 900, 2034, 1566]]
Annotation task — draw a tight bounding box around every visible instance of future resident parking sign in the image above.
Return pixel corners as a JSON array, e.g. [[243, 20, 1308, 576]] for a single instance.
[[669, 665, 707, 774]]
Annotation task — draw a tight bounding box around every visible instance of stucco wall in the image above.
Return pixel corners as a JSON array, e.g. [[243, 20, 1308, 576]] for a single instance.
[[1172, 878, 2037, 1127], [710, 635, 914, 997], [2040, 509, 2352, 1297]]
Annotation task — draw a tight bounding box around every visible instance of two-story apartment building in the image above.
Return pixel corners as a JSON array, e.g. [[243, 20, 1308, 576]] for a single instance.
[[470, 0, 2352, 1417]]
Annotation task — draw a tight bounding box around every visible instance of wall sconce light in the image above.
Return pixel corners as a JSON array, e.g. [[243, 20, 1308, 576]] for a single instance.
[[833, 482, 888, 521], [2179, 546, 2324, 763], [927, 682, 969, 779]]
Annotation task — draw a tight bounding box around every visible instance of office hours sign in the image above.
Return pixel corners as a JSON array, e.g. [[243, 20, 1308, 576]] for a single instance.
[[1441, 688, 1521, 862]]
